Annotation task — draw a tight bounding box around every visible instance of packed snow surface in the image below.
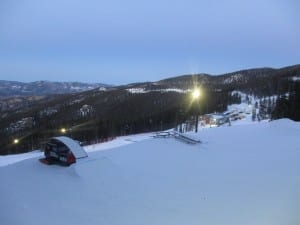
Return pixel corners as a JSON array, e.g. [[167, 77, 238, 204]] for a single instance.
[[1, 118, 300, 225]]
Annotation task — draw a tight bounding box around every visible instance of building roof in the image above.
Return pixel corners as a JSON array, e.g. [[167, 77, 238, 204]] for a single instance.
[[206, 113, 226, 120], [211, 114, 225, 120], [52, 136, 88, 159]]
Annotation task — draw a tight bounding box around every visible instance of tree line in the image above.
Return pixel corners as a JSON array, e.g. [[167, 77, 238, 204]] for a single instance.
[[0, 87, 238, 154]]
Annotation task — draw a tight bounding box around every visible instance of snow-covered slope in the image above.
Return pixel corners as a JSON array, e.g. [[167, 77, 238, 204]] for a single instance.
[[1, 118, 300, 225]]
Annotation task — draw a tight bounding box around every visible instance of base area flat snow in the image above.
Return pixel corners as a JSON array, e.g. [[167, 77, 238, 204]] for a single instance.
[[1, 119, 300, 225]]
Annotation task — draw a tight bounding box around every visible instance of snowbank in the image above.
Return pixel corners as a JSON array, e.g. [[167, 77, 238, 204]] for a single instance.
[[0, 151, 43, 167], [1, 119, 300, 225]]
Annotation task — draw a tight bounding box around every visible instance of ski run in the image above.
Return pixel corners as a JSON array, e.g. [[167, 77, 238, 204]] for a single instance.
[[1, 110, 300, 225]]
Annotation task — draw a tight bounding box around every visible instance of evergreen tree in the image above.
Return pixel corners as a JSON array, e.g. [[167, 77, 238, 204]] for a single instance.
[[271, 95, 290, 120]]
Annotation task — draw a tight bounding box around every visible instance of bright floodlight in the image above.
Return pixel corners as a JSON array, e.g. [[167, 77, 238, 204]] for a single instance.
[[13, 139, 19, 144], [61, 128, 66, 133], [192, 88, 200, 99]]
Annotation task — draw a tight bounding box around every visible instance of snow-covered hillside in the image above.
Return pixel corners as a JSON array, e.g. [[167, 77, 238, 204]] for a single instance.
[[1, 117, 300, 225]]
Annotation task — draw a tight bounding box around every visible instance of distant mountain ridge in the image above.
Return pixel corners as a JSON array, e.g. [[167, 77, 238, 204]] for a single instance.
[[157, 65, 299, 86], [0, 80, 112, 98], [1, 64, 300, 154], [1, 65, 299, 99], [122, 65, 300, 94]]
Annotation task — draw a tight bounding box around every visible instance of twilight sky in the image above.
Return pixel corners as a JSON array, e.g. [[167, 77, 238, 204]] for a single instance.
[[0, 0, 299, 85]]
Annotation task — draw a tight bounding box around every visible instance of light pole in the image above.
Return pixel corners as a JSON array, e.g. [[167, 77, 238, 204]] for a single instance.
[[13, 138, 20, 153], [192, 88, 201, 133]]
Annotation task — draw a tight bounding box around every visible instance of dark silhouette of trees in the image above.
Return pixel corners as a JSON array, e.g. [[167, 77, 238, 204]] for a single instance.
[[1, 64, 300, 155], [271, 81, 300, 121]]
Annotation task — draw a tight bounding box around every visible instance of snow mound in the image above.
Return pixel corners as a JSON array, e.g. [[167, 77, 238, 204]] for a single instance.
[[1, 119, 300, 225], [0, 151, 43, 167], [269, 118, 300, 128]]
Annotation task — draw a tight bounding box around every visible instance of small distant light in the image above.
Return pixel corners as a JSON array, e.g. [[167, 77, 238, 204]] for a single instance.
[[61, 128, 66, 133], [14, 139, 19, 144]]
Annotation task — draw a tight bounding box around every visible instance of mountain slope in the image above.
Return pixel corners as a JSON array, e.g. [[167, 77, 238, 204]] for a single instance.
[[0, 119, 300, 225], [0, 80, 111, 98], [1, 64, 300, 154], [156, 65, 300, 92]]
